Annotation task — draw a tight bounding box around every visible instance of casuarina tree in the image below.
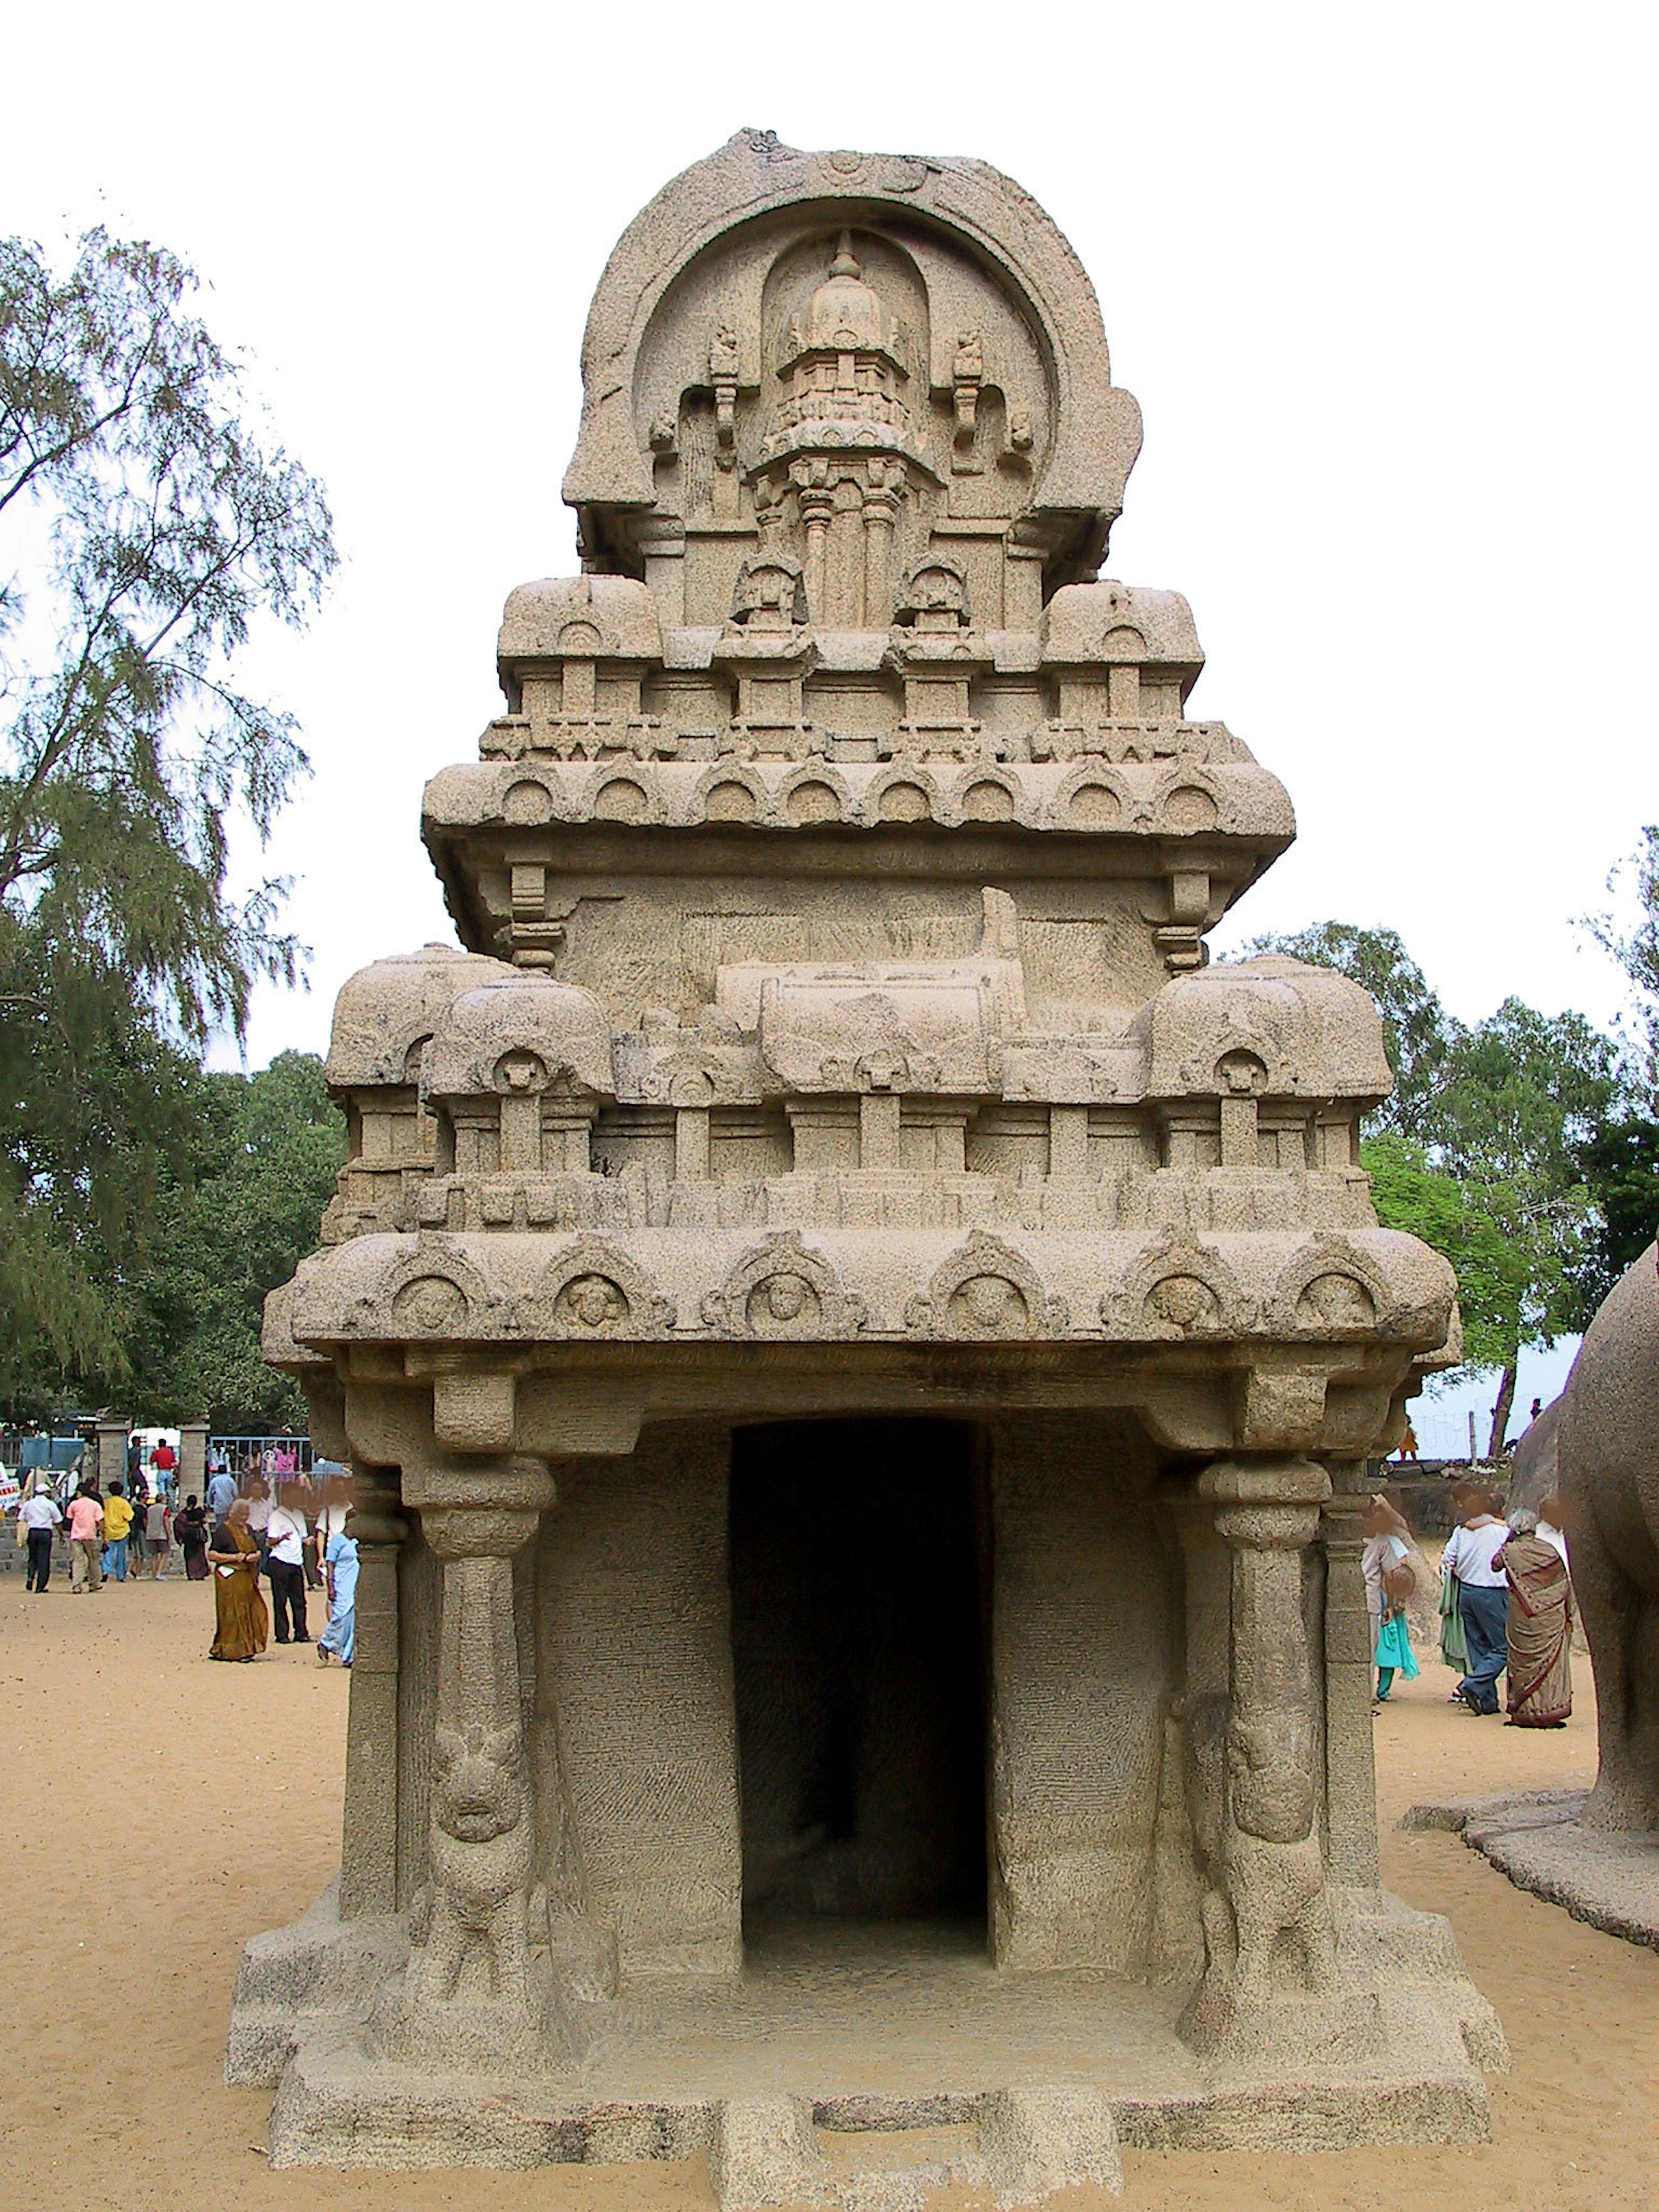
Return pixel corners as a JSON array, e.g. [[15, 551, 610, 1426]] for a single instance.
[[0, 226, 336, 1406]]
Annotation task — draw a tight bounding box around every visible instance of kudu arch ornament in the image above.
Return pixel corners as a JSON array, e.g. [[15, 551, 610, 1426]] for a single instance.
[[236, 134, 1505, 2199]]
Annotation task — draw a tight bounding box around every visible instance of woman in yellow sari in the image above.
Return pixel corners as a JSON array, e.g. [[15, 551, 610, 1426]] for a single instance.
[[1495, 1509, 1573, 1727], [208, 1497, 270, 1662]]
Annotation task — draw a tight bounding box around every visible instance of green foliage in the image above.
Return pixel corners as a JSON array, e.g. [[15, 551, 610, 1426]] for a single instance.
[[124, 1052, 344, 1430], [1431, 998, 1619, 1340], [1575, 826, 1659, 1294], [1246, 925, 1625, 1440], [1240, 921, 1449, 1137], [1359, 1134, 1527, 1374], [1574, 1114, 1659, 1304], [0, 223, 336, 1404], [1587, 823, 1659, 1088]]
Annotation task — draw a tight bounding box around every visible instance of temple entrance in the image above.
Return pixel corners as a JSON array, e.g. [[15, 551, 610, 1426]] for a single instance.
[[730, 1419, 988, 1946]]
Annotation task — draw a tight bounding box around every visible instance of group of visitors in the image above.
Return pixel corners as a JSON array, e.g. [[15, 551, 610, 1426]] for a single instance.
[[207, 1471, 357, 1667], [14, 1472, 194, 1592], [1362, 1480, 1575, 1727], [12, 1453, 359, 1676], [1442, 1482, 1575, 1725]]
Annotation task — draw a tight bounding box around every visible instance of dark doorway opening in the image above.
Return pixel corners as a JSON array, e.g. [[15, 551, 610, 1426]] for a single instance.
[[730, 1417, 987, 1941]]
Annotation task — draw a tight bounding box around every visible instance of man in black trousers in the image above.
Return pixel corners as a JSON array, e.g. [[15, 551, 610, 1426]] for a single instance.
[[263, 1485, 311, 1644]]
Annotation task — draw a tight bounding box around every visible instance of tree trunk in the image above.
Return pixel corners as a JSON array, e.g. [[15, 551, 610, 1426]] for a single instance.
[[1487, 1352, 1519, 1460]]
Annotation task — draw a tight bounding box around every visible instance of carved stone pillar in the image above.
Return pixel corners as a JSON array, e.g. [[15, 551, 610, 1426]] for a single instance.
[[1320, 1471, 1381, 1888], [861, 470, 902, 626], [339, 1466, 408, 1920], [399, 1455, 554, 2051], [796, 470, 833, 623], [1184, 1456, 1338, 2051]]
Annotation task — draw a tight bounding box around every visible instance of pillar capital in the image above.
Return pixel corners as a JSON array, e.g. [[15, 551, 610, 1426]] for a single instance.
[[423, 1505, 544, 1561], [398, 1452, 555, 1520], [1198, 1456, 1331, 1509]]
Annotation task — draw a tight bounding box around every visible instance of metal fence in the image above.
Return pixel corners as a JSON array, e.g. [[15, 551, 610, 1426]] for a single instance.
[[209, 1435, 316, 1478]]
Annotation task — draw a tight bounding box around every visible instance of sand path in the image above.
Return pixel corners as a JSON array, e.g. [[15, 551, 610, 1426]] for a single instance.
[[1, 1564, 1653, 2212]]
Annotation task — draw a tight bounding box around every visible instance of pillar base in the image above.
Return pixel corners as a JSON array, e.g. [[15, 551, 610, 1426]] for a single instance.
[[231, 1878, 1507, 2188]]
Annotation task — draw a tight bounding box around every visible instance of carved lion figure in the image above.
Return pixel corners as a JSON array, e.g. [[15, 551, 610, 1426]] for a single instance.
[[413, 1721, 536, 2006]]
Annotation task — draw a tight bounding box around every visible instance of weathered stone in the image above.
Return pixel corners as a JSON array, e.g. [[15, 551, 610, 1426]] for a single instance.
[[1404, 1786, 1659, 1951], [232, 133, 1505, 2192], [1557, 1245, 1659, 1837]]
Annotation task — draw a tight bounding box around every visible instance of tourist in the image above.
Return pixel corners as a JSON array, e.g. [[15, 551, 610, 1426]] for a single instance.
[[315, 1471, 350, 1576], [1494, 1509, 1573, 1727], [140, 1489, 172, 1578], [102, 1480, 135, 1583], [173, 1494, 211, 1579], [66, 1482, 104, 1594], [1442, 1485, 1511, 1714], [1360, 1499, 1417, 1702], [316, 1522, 359, 1667], [17, 1480, 62, 1592], [1395, 1418, 1420, 1464], [297, 1470, 325, 1591], [245, 1473, 272, 1544], [1536, 1489, 1570, 1566], [207, 1498, 269, 1661], [1374, 1552, 1419, 1702], [1438, 1481, 1483, 1676], [264, 1484, 311, 1644], [152, 1436, 178, 1497], [207, 1461, 237, 1521], [1360, 1500, 1406, 1647]]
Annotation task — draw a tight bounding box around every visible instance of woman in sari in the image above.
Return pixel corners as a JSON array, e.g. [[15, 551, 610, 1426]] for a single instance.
[[1495, 1508, 1573, 1726], [174, 1494, 211, 1580], [207, 1497, 269, 1662]]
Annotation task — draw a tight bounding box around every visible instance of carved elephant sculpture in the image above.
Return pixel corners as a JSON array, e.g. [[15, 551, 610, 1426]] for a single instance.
[[1558, 1243, 1659, 1834]]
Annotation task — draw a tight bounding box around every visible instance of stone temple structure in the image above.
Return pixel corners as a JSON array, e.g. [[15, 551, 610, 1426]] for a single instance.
[[235, 133, 1508, 2201]]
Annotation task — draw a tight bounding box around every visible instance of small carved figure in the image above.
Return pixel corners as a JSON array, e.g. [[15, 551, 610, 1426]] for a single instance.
[[558, 1274, 626, 1330], [763, 1272, 811, 1322], [951, 328, 983, 468], [1146, 1274, 1221, 1335], [710, 325, 739, 466], [413, 1722, 536, 2007], [952, 1274, 1025, 1335]]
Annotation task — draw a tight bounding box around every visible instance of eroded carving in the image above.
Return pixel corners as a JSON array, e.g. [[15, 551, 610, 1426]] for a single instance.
[[701, 1230, 867, 1338], [903, 1229, 1067, 1338]]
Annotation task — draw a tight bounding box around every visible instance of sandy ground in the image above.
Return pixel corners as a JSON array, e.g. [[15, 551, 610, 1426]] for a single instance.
[[1, 1554, 1654, 2212]]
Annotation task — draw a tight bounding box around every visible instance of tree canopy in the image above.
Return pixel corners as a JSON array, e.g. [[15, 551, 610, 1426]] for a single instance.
[[124, 1051, 343, 1431], [0, 225, 337, 1415], [1246, 920, 1646, 1452]]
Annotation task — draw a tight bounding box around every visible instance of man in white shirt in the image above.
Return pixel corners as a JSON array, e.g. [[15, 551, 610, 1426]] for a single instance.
[[18, 1484, 63, 1593], [264, 1490, 311, 1645], [1443, 1487, 1511, 1713]]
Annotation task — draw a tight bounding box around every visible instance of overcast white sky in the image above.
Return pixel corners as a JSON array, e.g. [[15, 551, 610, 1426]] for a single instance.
[[5, 3, 1654, 1428]]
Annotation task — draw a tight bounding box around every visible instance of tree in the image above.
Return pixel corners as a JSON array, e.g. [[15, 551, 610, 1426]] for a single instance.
[[1243, 926, 1620, 1452], [1359, 1133, 1529, 1373], [1239, 921, 1449, 1137], [124, 1052, 344, 1431], [1431, 1001, 1618, 1451], [1576, 824, 1659, 1300], [0, 226, 336, 1406], [1574, 1113, 1659, 1308], [1587, 824, 1659, 1083]]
